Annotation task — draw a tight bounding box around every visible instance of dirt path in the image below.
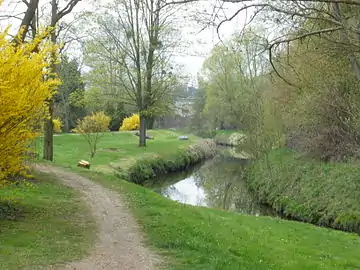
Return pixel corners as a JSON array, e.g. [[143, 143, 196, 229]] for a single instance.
[[36, 165, 160, 270]]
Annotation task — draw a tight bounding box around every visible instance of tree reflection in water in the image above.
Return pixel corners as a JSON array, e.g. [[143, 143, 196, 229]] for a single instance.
[[147, 154, 277, 217]]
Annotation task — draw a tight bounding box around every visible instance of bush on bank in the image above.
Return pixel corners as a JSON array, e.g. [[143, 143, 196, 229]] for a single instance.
[[247, 148, 360, 233], [214, 132, 245, 146], [126, 139, 217, 184]]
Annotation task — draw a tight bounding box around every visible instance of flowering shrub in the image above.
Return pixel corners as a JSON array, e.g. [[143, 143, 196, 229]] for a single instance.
[[0, 29, 58, 182], [120, 114, 140, 131], [74, 111, 111, 158], [52, 118, 63, 133]]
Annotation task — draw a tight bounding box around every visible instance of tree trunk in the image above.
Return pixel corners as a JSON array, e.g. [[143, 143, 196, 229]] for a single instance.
[[43, 13, 57, 160], [15, 0, 39, 44], [63, 104, 70, 133], [43, 99, 54, 160], [139, 114, 147, 147]]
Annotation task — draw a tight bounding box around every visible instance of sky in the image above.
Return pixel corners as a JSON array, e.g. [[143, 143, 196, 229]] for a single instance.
[[0, 0, 249, 86]]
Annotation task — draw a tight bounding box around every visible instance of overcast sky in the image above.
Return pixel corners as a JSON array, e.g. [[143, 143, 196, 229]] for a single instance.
[[0, 0, 249, 85]]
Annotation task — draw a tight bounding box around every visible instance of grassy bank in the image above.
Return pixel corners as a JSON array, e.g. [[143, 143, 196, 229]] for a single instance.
[[83, 171, 360, 270], [0, 172, 95, 269], [126, 139, 217, 184], [248, 148, 360, 233]]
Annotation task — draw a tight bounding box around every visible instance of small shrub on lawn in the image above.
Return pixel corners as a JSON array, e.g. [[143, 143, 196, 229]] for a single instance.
[[53, 118, 63, 133], [0, 197, 23, 220], [120, 114, 140, 131]]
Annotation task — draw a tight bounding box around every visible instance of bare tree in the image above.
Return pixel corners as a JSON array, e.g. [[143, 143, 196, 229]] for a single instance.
[[166, 0, 360, 84]]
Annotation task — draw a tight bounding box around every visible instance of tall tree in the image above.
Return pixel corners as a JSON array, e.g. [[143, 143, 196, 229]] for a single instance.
[[199, 29, 267, 130], [42, 0, 82, 160], [54, 54, 86, 132], [85, 0, 183, 146], [8, 0, 83, 159]]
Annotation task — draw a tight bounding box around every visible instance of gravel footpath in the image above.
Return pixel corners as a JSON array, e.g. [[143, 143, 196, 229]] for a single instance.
[[36, 165, 160, 270]]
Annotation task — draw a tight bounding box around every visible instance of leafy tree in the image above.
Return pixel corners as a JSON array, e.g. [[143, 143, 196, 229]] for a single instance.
[[199, 29, 267, 131], [74, 112, 111, 158], [84, 0, 182, 146], [54, 55, 86, 132], [10, 0, 83, 161]]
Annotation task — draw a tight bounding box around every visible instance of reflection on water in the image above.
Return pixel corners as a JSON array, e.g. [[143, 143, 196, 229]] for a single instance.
[[146, 154, 277, 217], [161, 176, 207, 206]]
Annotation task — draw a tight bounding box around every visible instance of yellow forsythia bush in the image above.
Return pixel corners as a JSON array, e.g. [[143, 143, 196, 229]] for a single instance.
[[0, 29, 58, 181], [52, 118, 63, 133], [74, 112, 111, 134], [120, 114, 140, 131]]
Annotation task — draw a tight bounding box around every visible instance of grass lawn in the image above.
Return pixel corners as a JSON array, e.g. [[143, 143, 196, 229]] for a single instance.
[[0, 172, 95, 270], [38, 130, 198, 173]]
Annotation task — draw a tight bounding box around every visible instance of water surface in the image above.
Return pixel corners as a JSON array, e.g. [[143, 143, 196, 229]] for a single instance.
[[146, 155, 277, 217]]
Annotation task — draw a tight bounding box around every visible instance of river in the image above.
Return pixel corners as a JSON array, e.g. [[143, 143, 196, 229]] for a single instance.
[[145, 149, 277, 217]]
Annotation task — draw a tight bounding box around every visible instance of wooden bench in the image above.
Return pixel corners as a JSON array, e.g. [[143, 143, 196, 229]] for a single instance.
[[77, 160, 91, 169]]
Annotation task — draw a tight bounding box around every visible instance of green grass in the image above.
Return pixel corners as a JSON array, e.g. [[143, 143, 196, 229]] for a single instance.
[[0, 172, 95, 269], [248, 148, 360, 233], [82, 172, 360, 270], [47, 130, 360, 269], [38, 130, 198, 173]]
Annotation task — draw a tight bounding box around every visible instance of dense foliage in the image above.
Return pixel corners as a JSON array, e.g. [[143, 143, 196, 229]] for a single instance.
[[0, 30, 58, 181], [54, 55, 86, 132], [52, 118, 63, 133], [120, 114, 140, 131]]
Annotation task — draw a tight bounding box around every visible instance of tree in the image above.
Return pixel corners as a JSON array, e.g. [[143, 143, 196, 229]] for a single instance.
[[54, 54, 86, 132], [74, 112, 111, 158], [84, 0, 183, 146], [199, 29, 267, 130], [42, 0, 83, 161], [5, 0, 84, 160], [0, 29, 58, 181]]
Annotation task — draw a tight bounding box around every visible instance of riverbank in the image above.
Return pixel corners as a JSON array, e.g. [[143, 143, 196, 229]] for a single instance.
[[126, 139, 217, 184], [247, 148, 360, 233], [82, 170, 360, 270]]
